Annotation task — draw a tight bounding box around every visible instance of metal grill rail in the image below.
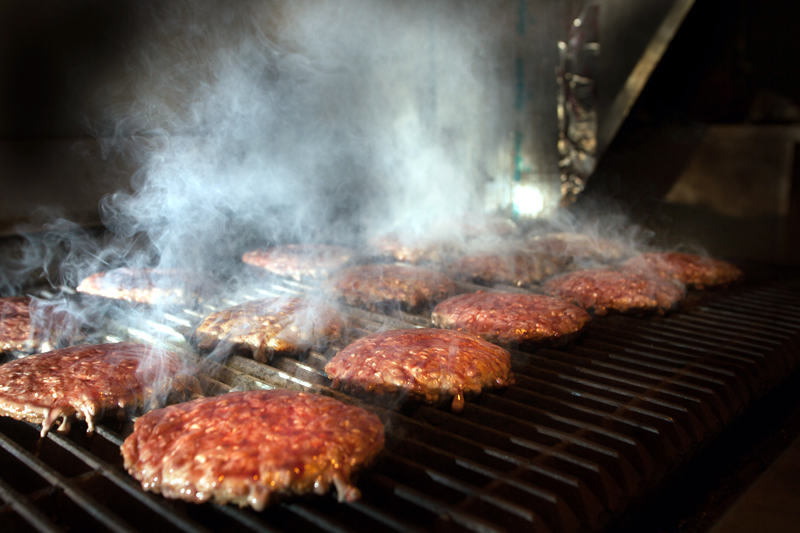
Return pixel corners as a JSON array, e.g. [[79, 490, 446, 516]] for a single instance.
[[1, 275, 800, 533]]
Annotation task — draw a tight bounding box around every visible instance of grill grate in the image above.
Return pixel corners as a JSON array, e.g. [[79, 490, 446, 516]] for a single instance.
[[2, 272, 800, 532]]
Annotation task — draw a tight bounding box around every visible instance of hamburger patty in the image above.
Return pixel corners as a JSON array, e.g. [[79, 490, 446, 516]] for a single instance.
[[543, 269, 685, 316], [242, 244, 356, 281], [121, 390, 384, 510], [0, 296, 79, 353], [0, 343, 195, 437], [622, 252, 743, 289], [326, 264, 456, 314], [0, 297, 80, 354], [527, 232, 628, 263], [0, 297, 33, 352], [445, 250, 561, 287], [368, 233, 461, 265], [191, 297, 346, 362], [76, 268, 201, 305], [432, 292, 591, 349], [325, 328, 514, 412]]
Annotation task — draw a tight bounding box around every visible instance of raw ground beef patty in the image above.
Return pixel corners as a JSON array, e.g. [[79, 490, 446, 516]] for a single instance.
[[432, 292, 591, 349], [325, 328, 514, 412], [622, 252, 743, 289], [543, 269, 685, 316], [326, 264, 456, 313], [0, 342, 195, 437], [121, 390, 384, 510], [242, 244, 356, 281], [190, 297, 346, 362]]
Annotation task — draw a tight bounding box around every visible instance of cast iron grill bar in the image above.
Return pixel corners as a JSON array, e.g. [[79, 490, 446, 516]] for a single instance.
[[367, 473, 521, 533], [702, 300, 800, 328], [580, 336, 767, 400], [734, 292, 800, 316], [582, 330, 764, 382], [689, 307, 797, 337], [382, 412, 605, 528], [510, 374, 694, 454], [380, 452, 552, 532], [41, 428, 212, 533], [0, 476, 62, 533], [345, 500, 428, 533], [598, 319, 776, 360], [471, 394, 656, 483], [713, 296, 800, 322], [0, 430, 137, 533], [511, 352, 718, 431], [540, 345, 739, 422], [410, 405, 626, 510], [452, 403, 643, 494], [496, 386, 680, 463], [385, 435, 582, 533], [579, 342, 754, 401]]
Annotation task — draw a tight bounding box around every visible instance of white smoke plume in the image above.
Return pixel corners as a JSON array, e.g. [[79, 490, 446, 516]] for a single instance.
[[89, 0, 516, 279]]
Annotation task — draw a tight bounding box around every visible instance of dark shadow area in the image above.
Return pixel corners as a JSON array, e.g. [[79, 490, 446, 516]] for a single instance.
[[579, 0, 800, 264]]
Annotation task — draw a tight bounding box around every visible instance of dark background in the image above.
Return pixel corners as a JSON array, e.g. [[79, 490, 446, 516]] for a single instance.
[[581, 0, 800, 264]]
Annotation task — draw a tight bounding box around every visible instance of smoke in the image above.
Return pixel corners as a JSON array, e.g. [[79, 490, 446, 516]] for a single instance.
[[0, 0, 514, 402], [88, 0, 515, 279]]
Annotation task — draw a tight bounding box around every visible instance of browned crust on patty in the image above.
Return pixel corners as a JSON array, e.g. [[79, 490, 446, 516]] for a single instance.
[[432, 292, 591, 349], [0, 343, 195, 437], [325, 328, 514, 412], [326, 264, 456, 314], [76, 268, 200, 305], [621, 252, 744, 289], [445, 251, 562, 287], [190, 297, 346, 362], [121, 390, 384, 510], [242, 244, 356, 281], [543, 269, 685, 316]]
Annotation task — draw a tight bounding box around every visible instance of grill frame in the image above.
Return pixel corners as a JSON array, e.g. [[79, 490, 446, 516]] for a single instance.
[[1, 267, 800, 533]]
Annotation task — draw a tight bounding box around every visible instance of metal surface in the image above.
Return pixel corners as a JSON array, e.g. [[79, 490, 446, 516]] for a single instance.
[[1, 269, 799, 533], [596, 0, 697, 157]]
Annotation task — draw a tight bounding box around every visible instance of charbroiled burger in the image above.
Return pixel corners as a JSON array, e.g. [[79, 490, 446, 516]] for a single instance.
[[543, 269, 685, 316], [76, 268, 204, 305], [326, 264, 456, 314], [0, 296, 77, 353], [368, 233, 462, 265], [242, 244, 356, 281], [432, 292, 591, 350], [325, 328, 514, 413], [622, 252, 743, 289], [0, 342, 196, 437], [527, 232, 628, 264], [191, 297, 346, 362], [121, 390, 384, 510], [445, 250, 561, 287]]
